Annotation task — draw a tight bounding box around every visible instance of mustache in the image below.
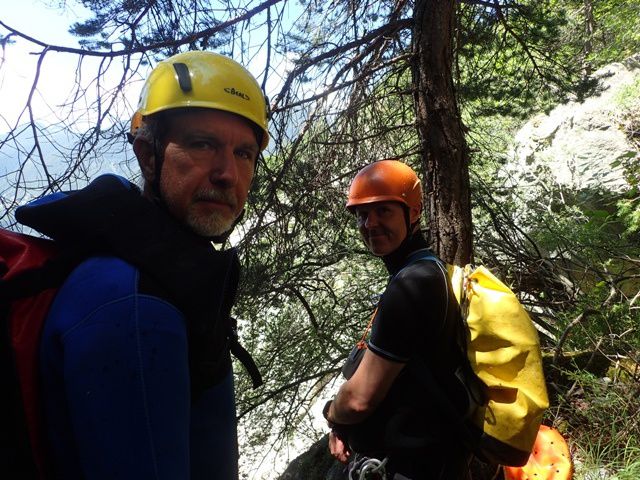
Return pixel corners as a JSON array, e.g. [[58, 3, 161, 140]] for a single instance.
[[194, 189, 237, 208]]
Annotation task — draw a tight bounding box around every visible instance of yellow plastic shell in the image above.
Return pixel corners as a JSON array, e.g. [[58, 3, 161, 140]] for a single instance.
[[136, 51, 269, 150]]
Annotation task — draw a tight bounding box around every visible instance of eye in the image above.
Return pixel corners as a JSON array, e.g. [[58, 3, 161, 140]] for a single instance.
[[377, 206, 391, 216], [236, 149, 255, 161], [190, 139, 214, 150]]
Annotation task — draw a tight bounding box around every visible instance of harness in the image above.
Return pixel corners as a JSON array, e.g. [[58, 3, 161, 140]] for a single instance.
[[349, 456, 389, 480]]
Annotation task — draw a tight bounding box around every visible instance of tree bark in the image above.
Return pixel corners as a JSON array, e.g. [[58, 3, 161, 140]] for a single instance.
[[583, 0, 595, 76], [411, 0, 473, 265]]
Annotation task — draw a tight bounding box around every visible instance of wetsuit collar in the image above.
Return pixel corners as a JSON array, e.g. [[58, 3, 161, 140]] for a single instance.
[[382, 230, 431, 276]]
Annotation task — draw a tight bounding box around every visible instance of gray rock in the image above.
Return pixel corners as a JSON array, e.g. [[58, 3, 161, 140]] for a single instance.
[[505, 54, 640, 193], [277, 435, 347, 480]]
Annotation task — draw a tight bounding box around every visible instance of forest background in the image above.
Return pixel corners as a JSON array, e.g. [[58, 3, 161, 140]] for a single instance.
[[1, 1, 639, 479]]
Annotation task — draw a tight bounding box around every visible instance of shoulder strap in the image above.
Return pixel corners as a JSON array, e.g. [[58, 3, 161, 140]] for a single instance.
[[228, 317, 263, 389], [398, 251, 488, 443], [397, 250, 450, 337], [402, 249, 440, 269]]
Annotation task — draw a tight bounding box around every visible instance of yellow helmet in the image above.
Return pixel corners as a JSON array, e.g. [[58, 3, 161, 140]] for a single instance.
[[135, 51, 269, 150]]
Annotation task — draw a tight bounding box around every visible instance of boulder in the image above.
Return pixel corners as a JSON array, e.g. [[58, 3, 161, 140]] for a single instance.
[[506, 54, 640, 193]]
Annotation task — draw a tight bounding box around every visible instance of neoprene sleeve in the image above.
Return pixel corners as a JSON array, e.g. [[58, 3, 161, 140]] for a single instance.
[[40, 256, 238, 480]]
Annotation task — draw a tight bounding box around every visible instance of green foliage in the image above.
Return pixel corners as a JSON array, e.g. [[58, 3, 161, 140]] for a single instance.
[[550, 0, 640, 70], [587, 0, 640, 66], [553, 370, 640, 480], [617, 196, 640, 238], [457, 0, 586, 119]]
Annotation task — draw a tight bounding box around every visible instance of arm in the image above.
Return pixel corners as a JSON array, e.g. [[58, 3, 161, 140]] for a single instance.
[[59, 295, 191, 479], [327, 349, 405, 425], [325, 349, 405, 464]]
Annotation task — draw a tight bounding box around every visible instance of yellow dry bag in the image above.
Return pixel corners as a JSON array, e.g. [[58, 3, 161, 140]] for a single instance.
[[403, 252, 549, 467], [448, 263, 550, 466]]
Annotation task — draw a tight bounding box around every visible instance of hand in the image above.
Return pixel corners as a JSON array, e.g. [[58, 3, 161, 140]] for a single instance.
[[328, 431, 351, 464]]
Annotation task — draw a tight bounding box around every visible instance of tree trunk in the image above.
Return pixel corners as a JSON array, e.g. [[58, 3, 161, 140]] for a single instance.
[[411, 0, 473, 265], [583, 0, 595, 76]]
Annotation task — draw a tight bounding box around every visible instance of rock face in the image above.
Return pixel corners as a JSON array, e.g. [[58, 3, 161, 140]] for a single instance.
[[506, 54, 640, 192], [277, 435, 345, 480]]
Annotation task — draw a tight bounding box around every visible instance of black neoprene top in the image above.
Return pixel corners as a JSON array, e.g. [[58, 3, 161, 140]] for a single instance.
[[369, 233, 453, 364]]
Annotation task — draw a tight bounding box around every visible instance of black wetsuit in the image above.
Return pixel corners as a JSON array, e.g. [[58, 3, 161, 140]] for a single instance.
[[344, 233, 471, 480]]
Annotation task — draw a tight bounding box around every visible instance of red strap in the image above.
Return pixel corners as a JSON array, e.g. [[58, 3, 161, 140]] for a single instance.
[[356, 307, 378, 350], [2, 229, 58, 479]]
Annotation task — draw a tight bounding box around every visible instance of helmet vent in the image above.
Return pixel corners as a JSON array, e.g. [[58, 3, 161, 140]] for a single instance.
[[173, 63, 193, 92]]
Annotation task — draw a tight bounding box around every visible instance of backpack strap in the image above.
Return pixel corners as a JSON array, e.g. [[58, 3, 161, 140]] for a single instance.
[[228, 317, 263, 389], [397, 249, 452, 340], [395, 251, 487, 455]]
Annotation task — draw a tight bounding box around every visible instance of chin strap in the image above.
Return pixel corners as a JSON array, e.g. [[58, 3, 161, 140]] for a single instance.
[[153, 138, 167, 200]]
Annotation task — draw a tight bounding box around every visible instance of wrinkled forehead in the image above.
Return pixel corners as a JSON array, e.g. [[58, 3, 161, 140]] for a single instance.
[[156, 107, 262, 146]]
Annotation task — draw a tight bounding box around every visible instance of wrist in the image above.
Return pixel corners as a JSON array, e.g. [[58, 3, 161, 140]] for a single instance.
[[323, 399, 351, 438], [322, 399, 335, 427]]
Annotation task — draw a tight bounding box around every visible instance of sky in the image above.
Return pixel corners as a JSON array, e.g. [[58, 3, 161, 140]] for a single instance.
[[0, 0, 292, 134], [0, 0, 103, 129]]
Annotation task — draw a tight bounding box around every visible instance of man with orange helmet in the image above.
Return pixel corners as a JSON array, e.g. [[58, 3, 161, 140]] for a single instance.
[[13, 51, 268, 479], [323, 160, 471, 479]]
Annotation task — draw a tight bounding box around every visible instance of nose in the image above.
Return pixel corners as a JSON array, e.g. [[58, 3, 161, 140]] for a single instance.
[[209, 147, 238, 187], [363, 211, 379, 229]]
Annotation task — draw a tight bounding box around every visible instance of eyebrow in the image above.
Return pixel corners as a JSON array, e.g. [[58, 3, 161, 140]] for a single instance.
[[179, 130, 258, 150]]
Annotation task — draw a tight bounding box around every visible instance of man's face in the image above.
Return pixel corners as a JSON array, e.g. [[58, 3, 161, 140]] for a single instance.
[[354, 201, 408, 256], [154, 109, 259, 237]]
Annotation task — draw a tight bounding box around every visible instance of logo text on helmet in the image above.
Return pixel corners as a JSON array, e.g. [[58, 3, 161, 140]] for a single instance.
[[224, 87, 250, 101]]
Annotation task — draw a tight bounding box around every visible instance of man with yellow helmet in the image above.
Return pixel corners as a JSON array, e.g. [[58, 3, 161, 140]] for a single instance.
[[322, 160, 471, 479], [14, 51, 267, 479]]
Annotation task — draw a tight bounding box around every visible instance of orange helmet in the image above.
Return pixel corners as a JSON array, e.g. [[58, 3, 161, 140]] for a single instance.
[[346, 159, 422, 212], [126, 111, 144, 144]]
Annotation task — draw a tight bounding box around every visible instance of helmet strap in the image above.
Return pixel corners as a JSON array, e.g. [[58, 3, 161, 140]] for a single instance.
[[149, 137, 168, 209], [400, 205, 421, 247]]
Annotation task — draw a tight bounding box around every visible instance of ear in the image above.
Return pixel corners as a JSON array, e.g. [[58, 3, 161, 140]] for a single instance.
[[133, 138, 155, 183], [409, 203, 422, 225]]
